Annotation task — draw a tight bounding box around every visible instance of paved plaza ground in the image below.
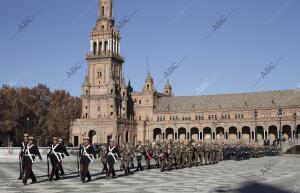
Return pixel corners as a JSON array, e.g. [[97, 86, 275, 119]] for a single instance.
[[0, 155, 300, 193]]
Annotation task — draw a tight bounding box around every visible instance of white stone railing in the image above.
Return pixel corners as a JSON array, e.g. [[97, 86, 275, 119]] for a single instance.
[[282, 139, 300, 152]]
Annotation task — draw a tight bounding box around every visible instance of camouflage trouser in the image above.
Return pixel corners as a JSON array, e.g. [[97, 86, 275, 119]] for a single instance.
[[129, 156, 134, 168], [120, 158, 125, 170], [160, 159, 166, 172], [175, 155, 181, 168], [204, 152, 209, 165], [193, 152, 199, 166], [145, 159, 151, 169], [187, 153, 193, 167], [199, 152, 204, 165], [101, 157, 108, 174], [209, 151, 215, 164], [181, 154, 187, 167], [124, 158, 131, 174]]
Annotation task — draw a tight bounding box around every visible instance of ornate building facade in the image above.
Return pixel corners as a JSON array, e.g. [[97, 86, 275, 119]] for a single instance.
[[70, 0, 300, 146]]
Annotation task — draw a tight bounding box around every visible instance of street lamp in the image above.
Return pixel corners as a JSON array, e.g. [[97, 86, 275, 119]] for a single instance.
[[277, 108, 283, 155], [26, 117, 29, 133], [146, 120, 150, 141], [254, 110, 258, 143], [293, 111, 297, 139]]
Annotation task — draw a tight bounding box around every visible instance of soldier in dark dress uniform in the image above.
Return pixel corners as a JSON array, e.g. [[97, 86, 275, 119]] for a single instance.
[[58, 138, 69, 176], [22, 136, 42, 185], [48, 137, 69, 181], [79, 138, 96, 183], [105, 139, 120, 179], [18, 133, 29, 180]]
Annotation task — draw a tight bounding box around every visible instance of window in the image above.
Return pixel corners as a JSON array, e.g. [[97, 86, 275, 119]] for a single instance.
[[139, 116, 141, 121], [134, 99, 137, 103], [102, 6, 105, 16], [85, 113, 88, 118], [139, 100, 141, 104], [98, 106, 100, 111], [208, 115, 211, 120], [85, 106, 88, 109]]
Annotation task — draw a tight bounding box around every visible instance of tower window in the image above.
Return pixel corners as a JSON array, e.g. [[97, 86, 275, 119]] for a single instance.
[[147, 84, 149, 90], [102, 6, 105, 16], [93, 42, 97, 55], [85, 90, 88, 95], [111, 89, 113, 94], [104, 41, 108, 54]]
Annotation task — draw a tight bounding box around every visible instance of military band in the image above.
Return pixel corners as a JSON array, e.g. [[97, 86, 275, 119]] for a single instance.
[[18, 134, 280, 185]]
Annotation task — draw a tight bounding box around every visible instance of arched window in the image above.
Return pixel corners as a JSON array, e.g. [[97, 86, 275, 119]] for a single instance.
[[93, 42, 97, 55], [104, 41, 108, 54], [102, 6, 105, 16], [125, 130, 129, 143]]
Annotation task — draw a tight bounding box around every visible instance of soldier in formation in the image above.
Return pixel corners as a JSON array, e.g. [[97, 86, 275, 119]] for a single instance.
[[22, 136, 42, 185]]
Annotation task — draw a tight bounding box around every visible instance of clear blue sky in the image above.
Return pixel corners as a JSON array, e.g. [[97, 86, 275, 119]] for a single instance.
[[0, 0, 299, 97]]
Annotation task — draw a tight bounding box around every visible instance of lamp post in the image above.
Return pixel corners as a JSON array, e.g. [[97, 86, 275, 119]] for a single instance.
[[254, 110, 258, 143], [146, 120, 150, 141], [277, 108, 283, 155], [26, 117, 29, 133], [293, 111, 297, 139]]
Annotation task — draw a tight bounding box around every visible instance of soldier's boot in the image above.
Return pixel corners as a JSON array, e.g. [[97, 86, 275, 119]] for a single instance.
[[160, 162, 165, 172]]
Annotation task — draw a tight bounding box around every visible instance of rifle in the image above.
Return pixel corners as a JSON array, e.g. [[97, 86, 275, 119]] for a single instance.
[[77, 146, 81, 177], [47, 154, 50, 178], [18, 154, 22, 177]]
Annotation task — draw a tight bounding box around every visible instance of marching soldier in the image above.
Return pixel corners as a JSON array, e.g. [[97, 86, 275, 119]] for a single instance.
[[135, 141, 145, 171], [22, 136, 42, 185], [180, 141, 187, 168], [119, 144, 126, 171], [158, 143, 167, 172], [106, 139, 120, 179], [204, 143, 210, 165], [48, 137, 62, 181], [198, 141, 205, 166], [79, 138, 96, 183], [186, 142, 194, 168], [145, 141, 153, 170], [58, 138, 69, 176], [153, 142, 160, 168], [18, 133, 29, 180], [123, 143, 133, 175], [129, 144, 135, 169], [174, 142, 182, 169], [99, 144, 108, 174]]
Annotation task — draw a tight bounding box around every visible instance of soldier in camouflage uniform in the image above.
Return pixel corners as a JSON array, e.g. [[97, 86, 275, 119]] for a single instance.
[[174, 142, 182, 169], [186, 142, 194, 168], [129, 144, 135, 169], [99, 144, 108, 174], [144, 141, 153, 170], [135, 141, 145, 171], [159, 143, 168, 172], [153, 142, 160, 168], [123, 143, 133, 175], [119, 144, 125, 171], [180, 141, 187, 168]]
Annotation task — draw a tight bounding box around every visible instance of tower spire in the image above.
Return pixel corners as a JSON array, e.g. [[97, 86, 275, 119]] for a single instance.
[[99, 0, 113, 18]]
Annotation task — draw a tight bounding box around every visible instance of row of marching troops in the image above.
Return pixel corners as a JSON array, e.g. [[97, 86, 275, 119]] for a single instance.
[[18, 133, 280, 185]]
